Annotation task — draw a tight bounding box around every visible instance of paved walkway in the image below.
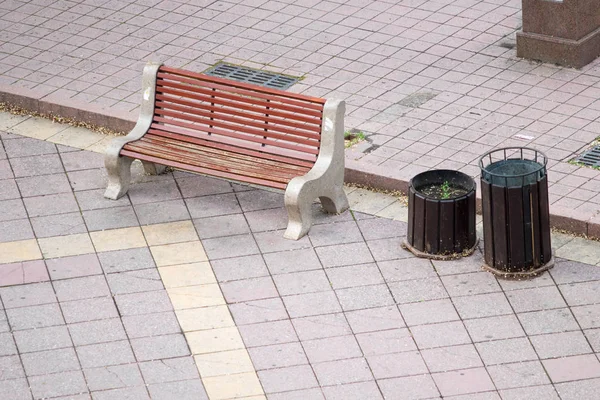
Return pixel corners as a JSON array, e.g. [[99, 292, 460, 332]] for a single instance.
[[1, 113, 600, 399], [1, 0, 600, 234]]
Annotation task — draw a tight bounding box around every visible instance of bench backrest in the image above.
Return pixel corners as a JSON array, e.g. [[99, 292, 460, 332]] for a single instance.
[[150, 66, 326, 168]]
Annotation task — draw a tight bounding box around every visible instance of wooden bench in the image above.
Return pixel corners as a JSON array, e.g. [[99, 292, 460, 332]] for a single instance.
[[104, 62, 349, 239]]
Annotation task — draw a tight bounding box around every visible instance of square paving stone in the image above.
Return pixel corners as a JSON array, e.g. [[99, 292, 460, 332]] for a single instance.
[[66, 169, 107, 191], [267, 388, 324, 400], [9, 153, 64, 177], [238, 320, 298, 347], [139, 357, 199, 384], [441, 272, 501, 296], [411, 321, 472, 349], [54, 275, 111, 301], [46, 253, 102, 280], [148, 379, 208, 400], [272, 270, 331, 296], [543, 354, 600, 382], [21, 347, 80, 376], [220, 276, 279, 303], [202, 233, 259, 260], [555, 378, 600, 400], [135, 199, 190, 225], [244, 207, 288, 232], [431, 251, 485, 275], [464, 315, 526, 342], [313, 357, 374, 385], [283, 291, 342, 318], [585, 328, 600, 352], [0, 282, 56, 308], [487, 360, 550, 390], [236, 189, 283, 212], [335, 284, 395, 311], [130, 333, 190, 361], [90, 386, 150, 400], [517, 308, 580, 335], [61, 296, 119, 323], [254, 229, 313, 253], [377, 257, 437, 282], [378, 374, 440, 400], [106, 268, 163, 295], [530, 331, 593, 359], [357, 217, 407, 240], [315, 242, 375, 268], [303, 335, 362, 363], [84, 364, 144, 392], [13, 325, 72, 353], [453, 292, 513, 319], [291, 313, 352, 341], [367, 237, 413, 261], [264, 248, 322, 274], [76, 340, 136, 368], [22, 192, 79, 217], [68, 318, 128, 346], [97, 247, 155, 273], [122, 311, 181, 338], [322, 381, 383, 400], [0, 332, 17, 356], [421, 344, 483, 373], [501, 385, 560, 400], [475, 337, 539, 366], [326, 263, 384, 289], [399, 298, 459, 326], [176, 174, 233, 198], [572, 304, 600, 329], [83, 206, 139, 231], [345, 306, 405, 334], [60, 150, 104, 171], [0, 218, 34, 242], [17, 173, 71, 197], [559, 281, 600, 306], [247, 342, 308, 370], [432, 367, 495, 397], [211, 254, 269, 282], [0, 179, 19, 201], [0, 160, 11, 180], [389, 277, 448, 304], [0, 199, 27, 221], [185, 193, 241, 218], [30, 212, 87, 238], [0, 355, 25, 380], [505, 286, 567, 313], [257, 365, 319, 393], [6, 303, 64, 330], [126, 180, 182, 205], [368, 351, 428, 379], [0, 377, 32, 400], [497, 269, 556, 291], [229, 298, 288, 325], [308, 221, 363, 247], [114, 290, 173, 316], [28, 370, 87, 399], [356, 328, 416, 356], [3, 137, 57, 157], [0, 260, 49, 287], [75, 188, 131, 210], [550, 259, 600, 284]]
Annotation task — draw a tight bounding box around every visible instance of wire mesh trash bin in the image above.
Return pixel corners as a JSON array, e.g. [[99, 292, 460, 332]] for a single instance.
[[479, 147, 553, 278]]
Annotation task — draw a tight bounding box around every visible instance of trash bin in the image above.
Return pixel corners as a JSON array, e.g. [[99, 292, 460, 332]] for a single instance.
[[479, 147, 553, 277]]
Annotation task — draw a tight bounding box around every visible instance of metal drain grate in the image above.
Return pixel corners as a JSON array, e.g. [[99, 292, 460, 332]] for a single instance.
[[575, 145, 600, 167], [204, 62, 299, 90]]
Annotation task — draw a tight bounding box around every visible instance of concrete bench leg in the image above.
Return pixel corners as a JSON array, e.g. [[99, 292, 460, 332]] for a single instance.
[[141, 161, 167, 175], [104, 155, 134, 200]]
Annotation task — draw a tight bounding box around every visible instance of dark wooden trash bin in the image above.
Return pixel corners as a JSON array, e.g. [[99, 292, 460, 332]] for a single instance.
[[480, 148, 553, 278], [404, 170, 477, 260]]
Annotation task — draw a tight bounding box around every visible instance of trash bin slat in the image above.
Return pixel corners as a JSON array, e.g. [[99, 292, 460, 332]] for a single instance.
[[492, 184, 508, 269], [507, 186, 526, 270]]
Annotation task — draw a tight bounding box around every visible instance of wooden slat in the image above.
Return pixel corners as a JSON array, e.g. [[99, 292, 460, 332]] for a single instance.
[[538, 176, 552, 264], [522, 184, 533, 266], [413, 195, 426, 252], [450, 198, 463, 253], [407, 189, 415, 245], [439, 200, 454, 254], [467, 190, 476, 250], [507, 186, 525, 270], [481, 179, 494, 267], [491, 184, 508, 270], [530, 181, 542, 268], [425, 199, 439, 254]]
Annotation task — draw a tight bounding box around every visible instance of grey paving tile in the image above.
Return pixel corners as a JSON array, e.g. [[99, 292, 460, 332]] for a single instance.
[[17, 173, 71, 197], [0, 332, 17, 356], [220, 276, 278, 303], [399, 298, 460, 326], [356, 328, 416, 356], [248, 342, 308, 370], [464, 315, 526, 342], [0, 311, 7, 333], [377, 257, 437, 282], [518, 308, 580, 335], [0, 179, 19, 201], [530, 331, 593, 359], [326, 263, 383, 289], [322, 381, 383, 400], [441, 272, 501, 296], [303, 335, 362, 364], [335, 284, 395, 311], [84, 364, 144, 392], [46, 253, 102, 280], [389, 277, 448, 304], [559, 281, 600, 306], [267, 388, 324, 400], [572, 304, 600, 329], [22, 192, 79, 217], [67, 169, 107, 191], [91, 386, 150, 400], [453, 292, 513, 319], [283, 291, 342, 318], [106, 268, 163, 295], [313, 357, 373, 385], [0, 199, 27, 221], [432, 367, 495, 397], [501, 385, 560, 400], [0, 282, 57, 309], [135, 199, 190, 225], [555, 378, 600, 400], [421, 344, 483, 373], [345, 306, 405, 334], [551, 259, 600, 284], [585, 328, 600, 352], [130, 333, 190, 361], [148, 379, 208, 400], [114, 290, 173, 316], [211, 254, 269, 282], [239, 320, 298, 347], [315, 241, 375, 268], [60, 150, 104, 171], [431, 251, 485, 275], [13, 325, 72, 353], [357, 217, 407, 240], [185, 193, 241, 218], [230, 297, 289, 325], [138, 357, 199, 384], [367, 237, 413, 261], [3, 137, 56, 158], [83, 205, 139, 231], [496, 270, 556, 291], [411, 321, 472, 349], [122, 311, 181, 338], [21, 347, 80, 376], [542, 354, 600, 383], [264, 248, 322, 274], [54, 275, 111, 302], [75, 188, 131, 211], [236, 189, 283, 212], [0, 355, 25, 381], [97, 247, 155, 273], [254, 229, 313, 253], [505, 286, 567, 313], [6, 303, 64, 330], [0, 218, 34, 242], [28, 370, 87, 399], [9, 153, 63, 177], [368, 351, 428, 379], [378, 374, 440, 400], [475, 337, 539, 366], [0, 160, 11, 180], [31, 212, 88, 237], [258, 365, 318, 393], [76, 340, 136, 368], [127, 180, 181, 205], [68, 318, 127, 346], [308, 221, 363, 247], [0, 378, 32, 400], [244, 207, 288, 232], [292, 313, 353, 341], [61, 296, 119, 323], [202, 233, 260, 259], [176, 174, 232, 198], [272, 270, 330, 296]]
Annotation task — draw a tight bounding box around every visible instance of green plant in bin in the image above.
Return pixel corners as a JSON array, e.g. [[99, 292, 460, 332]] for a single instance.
[[440, 180, 451, 199]]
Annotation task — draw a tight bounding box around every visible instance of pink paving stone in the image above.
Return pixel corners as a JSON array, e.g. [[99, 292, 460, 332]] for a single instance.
[[543, 355, 600, 383], [433, 367, 496, 397], [0, 260, 49, 287]]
